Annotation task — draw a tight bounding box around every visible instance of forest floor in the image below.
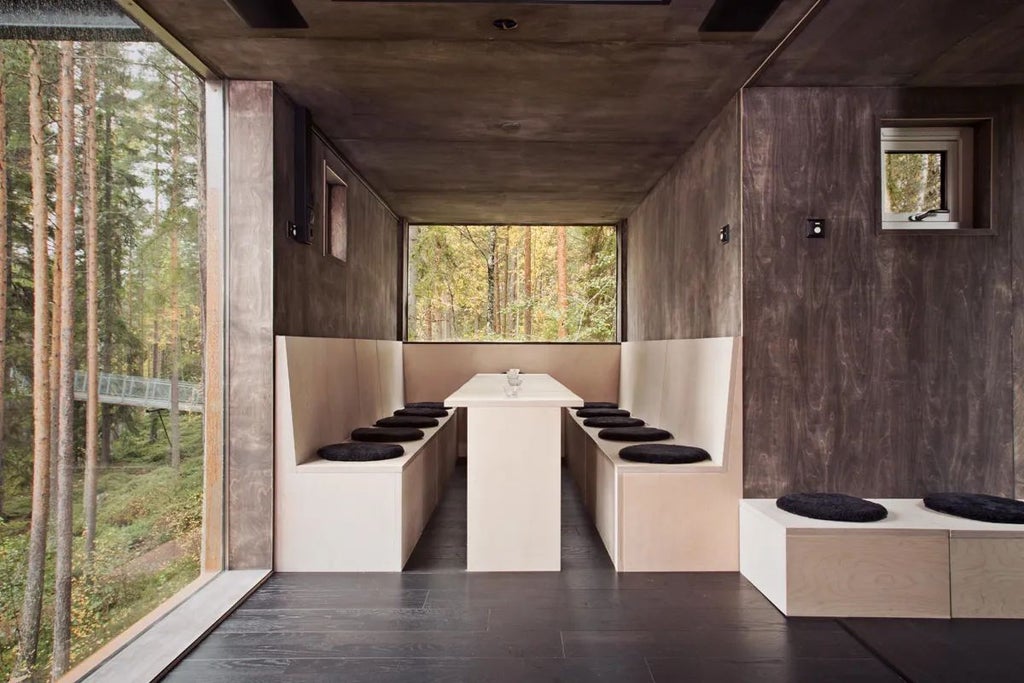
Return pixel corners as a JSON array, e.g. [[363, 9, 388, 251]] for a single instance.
[[0, 414, 204, 680]]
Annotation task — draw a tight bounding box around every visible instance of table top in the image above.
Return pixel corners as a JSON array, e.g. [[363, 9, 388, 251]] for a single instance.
[[446, 373, 582, 408]]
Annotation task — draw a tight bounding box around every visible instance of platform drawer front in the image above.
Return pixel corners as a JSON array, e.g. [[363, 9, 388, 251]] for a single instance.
[[786, 530, 951, 618], [950, 534, 1024, 619]]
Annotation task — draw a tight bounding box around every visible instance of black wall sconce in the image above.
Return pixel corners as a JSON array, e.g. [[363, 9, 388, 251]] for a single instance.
[[806, 218, 825, 238], [287, 106, 314, 245]]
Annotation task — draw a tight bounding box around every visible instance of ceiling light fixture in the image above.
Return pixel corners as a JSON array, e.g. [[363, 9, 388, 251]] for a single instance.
[[493, 18, 519, 31]]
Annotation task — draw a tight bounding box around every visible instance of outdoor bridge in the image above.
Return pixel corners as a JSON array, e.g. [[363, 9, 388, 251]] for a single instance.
[[72, 371, 204, 412]]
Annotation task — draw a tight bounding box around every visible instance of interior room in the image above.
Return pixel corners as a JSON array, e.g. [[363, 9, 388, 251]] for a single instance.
[[1, 0, 1024, 681]]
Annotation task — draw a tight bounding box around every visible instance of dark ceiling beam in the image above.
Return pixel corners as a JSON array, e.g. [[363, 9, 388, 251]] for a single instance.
[[223, 0, 308, 29]]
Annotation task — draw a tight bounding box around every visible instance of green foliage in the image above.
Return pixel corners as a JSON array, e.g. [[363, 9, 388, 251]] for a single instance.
[[885, 152, 944, 213], [0, 418, 204, 680], [408, 225, 617, 342]]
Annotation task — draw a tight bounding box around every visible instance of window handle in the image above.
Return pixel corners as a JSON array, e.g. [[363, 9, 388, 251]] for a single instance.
[[908, 209, 948, 222]]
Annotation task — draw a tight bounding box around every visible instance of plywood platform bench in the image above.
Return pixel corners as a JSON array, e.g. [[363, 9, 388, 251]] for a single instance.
[[740, 498, 1024, 618], [564, 337, 743, 572], [274, 336, 457, 572]]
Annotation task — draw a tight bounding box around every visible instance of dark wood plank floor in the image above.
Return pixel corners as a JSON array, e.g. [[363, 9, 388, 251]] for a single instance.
[[165, 461, 1024, 682]]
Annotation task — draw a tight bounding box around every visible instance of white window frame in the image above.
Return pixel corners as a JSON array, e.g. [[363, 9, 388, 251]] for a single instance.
[[880, 126, 973, 230]]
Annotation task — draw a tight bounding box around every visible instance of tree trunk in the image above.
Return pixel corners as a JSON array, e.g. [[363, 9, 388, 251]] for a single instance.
[[0, 50, 8, 519], [11, 42, 52, 682], [556, 225, 568, 339], [523, 226, 532, 339], [169, 74, 181, 470], [486, 228, 497, 334], [84, 46, 100, 557], [51, 41, 77, 680], [100, 99, 114, 466], [48, 117, 62, 525]]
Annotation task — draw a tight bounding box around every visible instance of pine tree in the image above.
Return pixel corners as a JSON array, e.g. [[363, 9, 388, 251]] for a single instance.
[[84, 43, 100, 556], [11, 41, 52, 683], [51, 40, 77, 679]]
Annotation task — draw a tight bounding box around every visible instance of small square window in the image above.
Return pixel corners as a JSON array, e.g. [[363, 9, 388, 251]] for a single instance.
[[323, 161, 348, 261], [880, 126, 973, 230]]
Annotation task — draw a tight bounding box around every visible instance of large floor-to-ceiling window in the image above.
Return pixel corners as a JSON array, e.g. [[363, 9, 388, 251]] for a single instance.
[[0, 10, 218, 679]]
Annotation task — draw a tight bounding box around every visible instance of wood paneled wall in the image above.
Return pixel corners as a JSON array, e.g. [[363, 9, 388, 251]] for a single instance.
[[403, 344, 619, 405], [273, 93, 400, 340], [625, 96, 741, 341], [742, 87, 1016, 499], [226, 82, 275, 569], [1013, 87, 1024, 500]]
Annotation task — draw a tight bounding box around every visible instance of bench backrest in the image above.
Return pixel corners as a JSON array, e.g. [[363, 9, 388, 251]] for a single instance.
[[277, 336, 405, 465], [619, 336, 740, 466]]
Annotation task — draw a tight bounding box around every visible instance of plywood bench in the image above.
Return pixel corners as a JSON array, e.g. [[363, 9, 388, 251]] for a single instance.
[[274, 336, 457, 572], [564, 337, 743, 572], [740, 498, 1024, 618]]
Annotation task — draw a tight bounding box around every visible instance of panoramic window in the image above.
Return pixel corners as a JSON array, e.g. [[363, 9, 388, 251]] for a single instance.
[[407, 225, 617, 342], [0, 38, 210, 679], [881, 126, 973, 230]]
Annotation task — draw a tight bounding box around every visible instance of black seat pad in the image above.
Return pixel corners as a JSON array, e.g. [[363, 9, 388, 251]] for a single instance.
[[351, 427, 424, 443], [318, 442, 405, 462], [582, 401, 618, 409], [576, 408, 631, 418], [406, 401, 452, 410], [619, 444, 710, 464], [375, 415, 439, 428], [395, 407, 448, 418], [924, 492, 1024, 524], [598, 427, 672, 442], [583, 416, 645, 429], [776, 493, 888, 523]]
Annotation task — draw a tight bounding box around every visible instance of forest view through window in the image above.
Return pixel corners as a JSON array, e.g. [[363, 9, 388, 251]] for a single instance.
[[0, 39, 207, 679], [408, 225, 617, 342]]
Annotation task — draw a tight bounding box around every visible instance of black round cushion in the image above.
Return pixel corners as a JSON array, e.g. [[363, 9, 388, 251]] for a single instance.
[[375, 415, 439, 429], [923, 493, 1024, 524], [406, 401, 452, 410], [776, 493, 888, 523], [583, 401, 618, 409], [576, 408, 631, 418], [598, 427, 672, 442], [318, 442, 405, 462], [351, 427, 424, 443], [395, 407, 448, 418], [619, 444, 710, 464], [583, 416, 645, 428]]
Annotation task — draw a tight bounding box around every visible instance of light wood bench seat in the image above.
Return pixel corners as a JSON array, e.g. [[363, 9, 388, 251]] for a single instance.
[[740, 498, 1024, 618], [564, 337, 743, 572], [274, 335, 457, 572]]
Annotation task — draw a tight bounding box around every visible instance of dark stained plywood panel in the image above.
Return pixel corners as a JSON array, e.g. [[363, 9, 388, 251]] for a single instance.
[[913, 4, 1024, 86], [130, 0, 818, 223], [226, 81, 276, 569], [1013, 87, 1024, 500], [741, 87, 1015, 499], [756, 0, 1024, 87], [273, 94, 400, 340], [626, 96, 741, 341], [139, 0, 814, 44]]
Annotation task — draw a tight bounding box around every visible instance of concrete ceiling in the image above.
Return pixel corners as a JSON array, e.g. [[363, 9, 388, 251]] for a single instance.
[[755, 0, 1024, 87], [132, 0, 818, 223]]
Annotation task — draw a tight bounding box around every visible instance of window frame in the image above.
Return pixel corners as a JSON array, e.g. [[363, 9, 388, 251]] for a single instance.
[[880, 126, 973, 231]]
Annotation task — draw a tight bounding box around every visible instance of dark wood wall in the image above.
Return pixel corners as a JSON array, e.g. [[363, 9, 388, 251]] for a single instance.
[[625, 97, 741, 341], [273, 93, 401, 340], [1014, 88, 1024, 500], [742, 87, 1017, 499]]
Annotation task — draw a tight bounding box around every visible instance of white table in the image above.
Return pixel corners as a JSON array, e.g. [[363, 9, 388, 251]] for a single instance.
[[446, 373, 582, 571]]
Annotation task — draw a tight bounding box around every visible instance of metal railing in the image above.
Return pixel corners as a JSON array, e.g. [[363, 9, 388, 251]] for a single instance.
[[73, 371, 204, 412]]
